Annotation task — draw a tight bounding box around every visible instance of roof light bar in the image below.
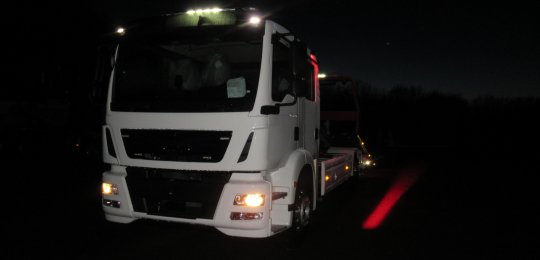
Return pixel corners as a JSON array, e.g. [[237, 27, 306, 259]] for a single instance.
[[187, 7, 223, 15]]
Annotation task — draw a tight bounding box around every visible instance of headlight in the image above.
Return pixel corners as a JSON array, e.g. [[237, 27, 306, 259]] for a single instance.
[[102, 182, 118, 195], [234, 193, 265, 207]]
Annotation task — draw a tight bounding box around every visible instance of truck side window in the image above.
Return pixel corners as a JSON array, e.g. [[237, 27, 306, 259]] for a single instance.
[[272, 41, 292, 102]]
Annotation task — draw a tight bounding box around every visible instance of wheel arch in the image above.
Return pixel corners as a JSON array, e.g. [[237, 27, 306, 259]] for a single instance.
[[267, 149, 315, 206]]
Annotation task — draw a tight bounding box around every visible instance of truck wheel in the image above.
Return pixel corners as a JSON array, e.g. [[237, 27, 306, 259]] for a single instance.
[[292, 184, 312, 230], [271, 175, 313, 247]]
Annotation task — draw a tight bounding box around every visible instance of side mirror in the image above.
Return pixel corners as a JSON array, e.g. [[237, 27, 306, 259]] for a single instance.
[[291, 40, 308, 97]]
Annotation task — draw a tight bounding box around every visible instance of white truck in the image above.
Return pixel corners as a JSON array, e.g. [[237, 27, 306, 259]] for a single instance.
[[101, 7, 362, 238]]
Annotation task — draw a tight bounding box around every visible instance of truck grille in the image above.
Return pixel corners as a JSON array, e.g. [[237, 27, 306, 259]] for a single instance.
[[121, 129, 232, 162], [126, 167, 232, 219]]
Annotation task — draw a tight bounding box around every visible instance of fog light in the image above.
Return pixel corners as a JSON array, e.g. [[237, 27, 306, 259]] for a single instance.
[[102, 182, 118, 195], [234, 193, 265, 207], [230, 212, 263, 220]]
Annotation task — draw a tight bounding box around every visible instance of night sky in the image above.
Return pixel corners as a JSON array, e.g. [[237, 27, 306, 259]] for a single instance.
[[7, 0, 540, 99]]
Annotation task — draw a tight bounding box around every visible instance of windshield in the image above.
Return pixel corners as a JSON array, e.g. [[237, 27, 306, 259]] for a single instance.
[[111, 31, 263, 112]]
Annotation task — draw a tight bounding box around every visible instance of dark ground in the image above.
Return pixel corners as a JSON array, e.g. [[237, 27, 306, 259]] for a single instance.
[[3, 114, 539, 259]]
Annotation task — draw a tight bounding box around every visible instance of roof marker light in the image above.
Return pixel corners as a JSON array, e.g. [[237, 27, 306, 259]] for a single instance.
[[248, 16, 261, 25], [116, 27, 125, 35]]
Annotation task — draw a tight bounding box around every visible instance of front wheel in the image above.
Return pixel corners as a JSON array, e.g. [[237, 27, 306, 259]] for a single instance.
[[271, 175, 313, 248], [292, 185, 312, 231]]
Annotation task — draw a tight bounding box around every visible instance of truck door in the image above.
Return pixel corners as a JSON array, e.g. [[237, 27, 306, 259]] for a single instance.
[[267, 38, 299, 169]]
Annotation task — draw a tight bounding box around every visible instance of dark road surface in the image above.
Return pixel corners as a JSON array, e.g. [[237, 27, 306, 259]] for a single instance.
[[4, 148, 539, 259]]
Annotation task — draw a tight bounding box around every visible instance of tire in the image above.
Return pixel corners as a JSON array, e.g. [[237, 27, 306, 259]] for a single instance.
[[271, 171, 313, 248], [292, 179, 312, 231]]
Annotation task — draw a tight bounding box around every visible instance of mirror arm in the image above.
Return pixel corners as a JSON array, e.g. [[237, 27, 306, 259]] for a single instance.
[[272, 32, 295, 45], [260, 92, 298, 115], [276, 93, 297, 108]]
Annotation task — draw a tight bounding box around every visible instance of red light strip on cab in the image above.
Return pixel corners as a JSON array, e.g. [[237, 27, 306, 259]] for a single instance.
[[310, 54, 319, 102]]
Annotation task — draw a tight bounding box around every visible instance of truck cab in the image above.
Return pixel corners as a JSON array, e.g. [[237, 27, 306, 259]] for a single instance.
[[101, 8, 356, 238]]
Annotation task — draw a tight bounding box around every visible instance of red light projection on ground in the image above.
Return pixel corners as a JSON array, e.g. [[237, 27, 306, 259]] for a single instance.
[[362, 168, 423, 230]]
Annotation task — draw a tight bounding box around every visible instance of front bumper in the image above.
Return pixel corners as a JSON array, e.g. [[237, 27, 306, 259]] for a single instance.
[[102, 167, 274, 237]]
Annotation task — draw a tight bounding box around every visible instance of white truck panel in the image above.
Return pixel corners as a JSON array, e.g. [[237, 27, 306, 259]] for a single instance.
[[102, 167, 135, 222], [266, 149, 310, 205], [320, 148, 356, 196], [104, 112, 270, 172]]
